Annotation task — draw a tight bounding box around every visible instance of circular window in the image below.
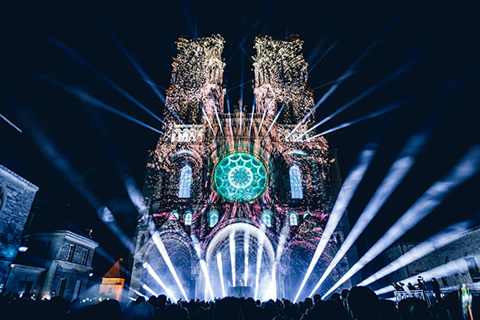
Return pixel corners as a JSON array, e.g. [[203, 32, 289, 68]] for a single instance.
[[214, 153, 267, 202]]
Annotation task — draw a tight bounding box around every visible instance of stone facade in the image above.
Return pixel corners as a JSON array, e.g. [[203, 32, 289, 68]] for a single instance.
[[130, 35, 355, 301], [4, 230, 98, 300], [0, 164, 39, 290]]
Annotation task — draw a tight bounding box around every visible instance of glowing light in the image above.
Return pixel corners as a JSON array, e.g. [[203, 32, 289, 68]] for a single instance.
[[48, 37, 172, 130], [375, 253, 480, 296], [148, 222, 189, 301], [211, 93, 224, 136], [144, 263, 177, 301], [230, 232, 236, 286], [249, 95, 256, 136], [309, 126, 429, 295], [244, 232, 250, 285], [0, 113, 22, 133], [303, 56, 421, 137], [142, 284, 158, 297], [360, 220, 474, 287], [200, 260, 214, 300], [199, 102, 216, 136], [214, 153, 267, 202], [217, 253, 226, 297], [323, 146, 480, 297], [294, 142, 378, 302]]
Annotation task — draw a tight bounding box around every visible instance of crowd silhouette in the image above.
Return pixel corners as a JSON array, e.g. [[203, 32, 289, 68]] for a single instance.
[[0, 285, 478, 320]]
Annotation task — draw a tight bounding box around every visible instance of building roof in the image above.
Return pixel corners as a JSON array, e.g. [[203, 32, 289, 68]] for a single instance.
[[104, 258, 123, 279]]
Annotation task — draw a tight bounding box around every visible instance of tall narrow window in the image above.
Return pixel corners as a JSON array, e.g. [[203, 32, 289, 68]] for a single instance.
[[208, 210, 219, 228], [81, 250, 89, 266], [290, 212, 299, 226], [170, 210, 179, 220], [179, 165, 192, 198], [262, 210, 273, 227], [289, 166, 303, 199], [66, 245, 75, 262], [59, 279, 67, 297], [184, 211, 193, 226]]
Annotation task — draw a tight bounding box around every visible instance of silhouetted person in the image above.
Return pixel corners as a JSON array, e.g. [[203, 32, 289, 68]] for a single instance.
[[431, 278, 442, 303], [379, 299, 399, 320], [398, 298, 429, 320], [313, 294, 322, 304], [346, 286, 380, 320], [164, 304, 189, 320]]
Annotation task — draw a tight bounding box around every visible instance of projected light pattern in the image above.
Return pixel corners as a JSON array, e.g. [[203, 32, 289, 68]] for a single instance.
[[214, 153, 267, 202]]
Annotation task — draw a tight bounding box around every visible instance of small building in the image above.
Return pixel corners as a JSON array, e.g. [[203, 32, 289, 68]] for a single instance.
[[4, 230, 98, 300], [98, 259, 125, 301], [0, 164, 39, 290]]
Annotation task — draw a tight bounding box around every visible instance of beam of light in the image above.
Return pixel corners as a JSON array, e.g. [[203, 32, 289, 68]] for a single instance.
[[286, 19, 398, 141], [323, 146, 480, 297], [200, 260, 214, 300], [256, 101, 269, 137], [303, 56, 422, 137], [200, 102, 216, 136], [104, 28, 187, 129], [264, 95, 292, 138], [360, 220, 475, 287], [19, 110, 136, 254], [210, 93, 224, 136], [249, 95, 256, 136], [308, 16, 358, 73], [294, 141, 379, 302], [38, 73, 170, 137], [230, 231, 236, 285], [225, 0, 274, 66], [308, 122, 430, 296], [130, 288, 148, 299], [142, 284, 159, 297], [148, 221, 189, 301], [217, 252, 227, 297], [191, 234, 215, 300], [240, 52, 245, 104], [244, 231, 250, 285], [144, 263, 177, 301], [275, 216, 290, 263], [254, 225, 267, 300], [180, 0, 196, 40], [224, 70, 233, 136], [310, 76, 471, 140], [375, 253, 480, 296], [139, 36, 172, 74], [239, 101, 243, 136], [241, 46, 253, 63], [227, 80, 252, 92], [0, 113, 22, 133]]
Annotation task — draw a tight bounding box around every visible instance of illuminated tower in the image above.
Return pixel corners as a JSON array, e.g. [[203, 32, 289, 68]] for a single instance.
[[130, 35, 354, 301]]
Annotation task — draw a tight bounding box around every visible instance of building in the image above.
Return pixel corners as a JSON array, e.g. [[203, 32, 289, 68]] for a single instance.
[[0, 164, 39, 291], [130, 35, 355, 301], [381, 226, 480, 293], [99, 259, 125, 301], [4, 230, 98, 300]]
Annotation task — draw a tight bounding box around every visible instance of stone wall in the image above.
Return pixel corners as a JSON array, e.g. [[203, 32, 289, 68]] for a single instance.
[[0, 164, 38, 290]]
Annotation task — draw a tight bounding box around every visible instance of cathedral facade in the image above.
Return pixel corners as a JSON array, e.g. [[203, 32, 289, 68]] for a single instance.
[[130, 35, 354, 301]]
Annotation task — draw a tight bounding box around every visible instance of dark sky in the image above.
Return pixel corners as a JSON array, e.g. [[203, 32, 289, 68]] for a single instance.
[[0, 0, 478, 276]]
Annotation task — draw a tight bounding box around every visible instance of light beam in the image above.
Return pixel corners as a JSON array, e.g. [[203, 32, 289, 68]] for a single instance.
[[217, 252, 227, 297], [308, 121, 430, 296], [322, 146, 480, 297], [294, 141, 379, 302]]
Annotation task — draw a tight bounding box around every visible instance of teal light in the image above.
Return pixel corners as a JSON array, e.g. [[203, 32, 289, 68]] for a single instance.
[[214, 153, 267, 202]]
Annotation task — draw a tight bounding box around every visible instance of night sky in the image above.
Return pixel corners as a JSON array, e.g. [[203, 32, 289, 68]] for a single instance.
[[0, 0, 478, 281]]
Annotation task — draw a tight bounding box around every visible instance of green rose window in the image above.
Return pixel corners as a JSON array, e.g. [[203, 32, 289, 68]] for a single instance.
[[214, 153, 267, 202]]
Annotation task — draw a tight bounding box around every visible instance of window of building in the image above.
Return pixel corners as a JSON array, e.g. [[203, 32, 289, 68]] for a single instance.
[[66, 245, 75, 262], [184, 211, 193, 226], [108, 287, 113, 294], [208, 210, 219, 228], [81, 250, 89, 265], [58, 279, 67, 297], [73, 280, 82, 300], [179, 165, 192, 198], [304, 211, 311, 218], [262, 210, 273, 227], [290, 212, 299, 226], [17, 280, 33, 295], [289, 166, 303, 199], [170, 210, 179, 220]]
